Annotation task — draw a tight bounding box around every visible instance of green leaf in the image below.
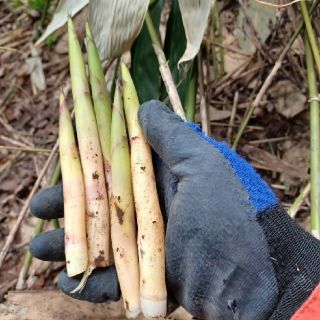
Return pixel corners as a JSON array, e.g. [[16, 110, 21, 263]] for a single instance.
[[130, 0, 164, 103], [28, 0, 46, 10]]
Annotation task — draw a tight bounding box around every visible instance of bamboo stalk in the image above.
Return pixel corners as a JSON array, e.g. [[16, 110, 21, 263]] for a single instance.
[[305, 34, 320, 239], [300, 1, 320, 76], [110, 83, 140, 318]]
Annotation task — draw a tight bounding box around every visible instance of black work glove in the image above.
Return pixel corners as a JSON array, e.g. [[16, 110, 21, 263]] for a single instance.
[[30, 101, 320, 320]]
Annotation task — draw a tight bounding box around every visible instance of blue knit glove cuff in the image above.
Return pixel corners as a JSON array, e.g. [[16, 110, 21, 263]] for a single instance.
[[187, 122, 277, 212]]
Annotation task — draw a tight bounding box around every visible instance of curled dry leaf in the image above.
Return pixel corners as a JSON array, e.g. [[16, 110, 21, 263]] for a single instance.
[[269, 80, 306, 119], [36, 0, 89, 45], [89, 0, 149, 60], [178, 0, 213, 65]]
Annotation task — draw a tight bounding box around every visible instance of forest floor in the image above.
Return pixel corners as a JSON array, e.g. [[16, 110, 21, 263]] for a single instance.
[[0, 1, 319, 319]]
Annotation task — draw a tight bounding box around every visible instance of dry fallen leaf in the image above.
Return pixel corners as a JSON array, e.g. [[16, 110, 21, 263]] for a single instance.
[[209, 108, 232, 121], [242, 145, 307, 184], [269, 80, 306, 119], [89, 0, 149, 60], [280, 140, 309, 186], [178, 0, 212, 65], [222, 32, 251, 75]]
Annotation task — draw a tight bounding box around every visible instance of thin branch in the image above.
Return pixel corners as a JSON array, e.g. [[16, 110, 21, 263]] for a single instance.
[[198, 54, 210, 135], [227, 91, 239, 145], [0, 145, 52, 153], [145, 12, 186, 120], [288, 182, 311, 218], [0, 140, 59, 269]]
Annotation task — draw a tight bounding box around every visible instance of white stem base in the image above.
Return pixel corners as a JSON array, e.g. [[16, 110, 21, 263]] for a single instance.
[[140, 297, 166, 318], [125, 307, 141, 319], [312, 229, 320, 239]]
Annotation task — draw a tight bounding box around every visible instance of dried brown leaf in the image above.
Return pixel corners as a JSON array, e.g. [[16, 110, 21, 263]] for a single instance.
[[269, 80, 306, 119], [242, 145, 307, 184]]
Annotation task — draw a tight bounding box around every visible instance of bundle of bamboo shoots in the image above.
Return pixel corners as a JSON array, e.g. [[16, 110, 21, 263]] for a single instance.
[[58, 18, 167, 318]]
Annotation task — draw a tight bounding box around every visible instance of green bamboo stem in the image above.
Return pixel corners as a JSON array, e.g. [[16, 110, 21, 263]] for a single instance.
[[184, 59, 198, 122], [16, 160, 61, 289], [300, 1, 320, 77], [232, 1, 319, 149], [305, 34, 320, 239]]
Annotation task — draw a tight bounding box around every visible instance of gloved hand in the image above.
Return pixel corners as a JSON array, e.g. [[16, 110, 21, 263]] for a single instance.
[[30, 101, 320, 320]]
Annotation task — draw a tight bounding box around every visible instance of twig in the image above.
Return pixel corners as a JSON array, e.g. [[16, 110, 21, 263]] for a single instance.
[[16, 161, 61, 290], [145, 12, 186, 120], [198, 54, 210, 135], [305, 34, 320, 239], [0, 145, 52, 153], [0, 140, 59, 269], [249, 136, 289, 145], [288, 182, 311, 218], [212, 3, 224, 78], [256, 0, 307, 8], [227, 91, 239, 145]]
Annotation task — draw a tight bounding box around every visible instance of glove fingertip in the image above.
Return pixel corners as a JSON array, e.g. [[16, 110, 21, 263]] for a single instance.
[[58, 267, 120, 303], [30, 184, 64, 219], [29, 229, 65, 261]]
